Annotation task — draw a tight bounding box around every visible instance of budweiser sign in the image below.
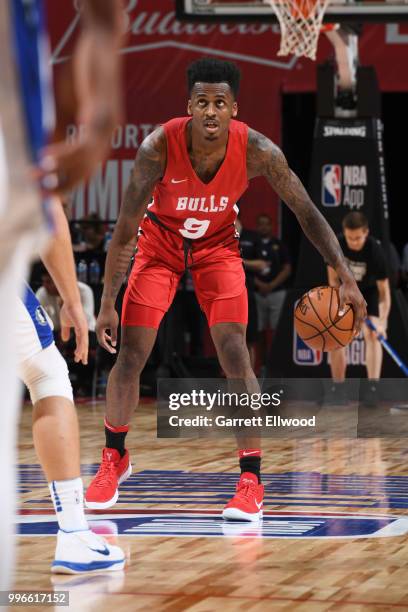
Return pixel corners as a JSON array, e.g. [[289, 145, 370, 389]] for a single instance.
[[51, 0, 297, 70]]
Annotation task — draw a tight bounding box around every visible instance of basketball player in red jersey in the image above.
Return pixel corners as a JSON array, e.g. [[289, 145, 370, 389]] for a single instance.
[[85, 58, 366, 520]]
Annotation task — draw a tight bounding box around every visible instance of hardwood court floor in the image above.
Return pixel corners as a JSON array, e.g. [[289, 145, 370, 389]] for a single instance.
[[13, 399, 408, 611]]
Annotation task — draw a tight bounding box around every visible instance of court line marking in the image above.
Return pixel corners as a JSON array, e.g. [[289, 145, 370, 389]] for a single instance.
[[16, 512, 408, 539], [18, 508, 402, 518]]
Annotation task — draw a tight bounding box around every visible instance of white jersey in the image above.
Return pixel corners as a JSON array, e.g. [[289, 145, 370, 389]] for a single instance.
[[0, 0, 56, 591]]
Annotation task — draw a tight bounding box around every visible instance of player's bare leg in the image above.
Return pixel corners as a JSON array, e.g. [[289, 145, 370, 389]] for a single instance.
[[330, 347, 347, 382], [32, 397, 80, 481], [363, 316, 383, 380], [248, 343, 256, 371], [21, 343, 124, 573], [359, 316, 383, 407], [211, 322, 264, 521], [105, 326, 158, 426], [327, 347, 349, 405], [211, 321, 260, 448], [86, 325, 158, 509]]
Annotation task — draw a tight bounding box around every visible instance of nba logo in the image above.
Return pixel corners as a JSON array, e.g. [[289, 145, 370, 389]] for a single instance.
[[293, 301, 323, 366], [322, 165, 341, 207]]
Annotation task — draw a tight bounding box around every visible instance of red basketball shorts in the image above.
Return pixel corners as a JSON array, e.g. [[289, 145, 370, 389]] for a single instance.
[[122, 220, 248, 329]]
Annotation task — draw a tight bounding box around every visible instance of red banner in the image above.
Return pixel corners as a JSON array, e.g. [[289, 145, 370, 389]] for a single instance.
[[46, 1, 408, 231]]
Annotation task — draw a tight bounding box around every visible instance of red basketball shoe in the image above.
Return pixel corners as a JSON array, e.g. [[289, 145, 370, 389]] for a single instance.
[[85, 448, 132, 510], [222, 472, 264, 521]]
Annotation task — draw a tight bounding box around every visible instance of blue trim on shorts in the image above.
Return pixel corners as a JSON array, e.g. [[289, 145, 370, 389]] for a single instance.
[[23, 284, 54, 350]]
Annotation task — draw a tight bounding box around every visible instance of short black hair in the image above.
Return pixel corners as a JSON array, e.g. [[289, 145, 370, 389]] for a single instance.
[[187, 57, 241, 98], [342, 211, 369, 230]]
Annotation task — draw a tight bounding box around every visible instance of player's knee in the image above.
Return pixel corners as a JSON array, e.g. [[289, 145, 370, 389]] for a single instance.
[[218, 334, 249, 376], [116, 343, 149, 376], [20, 345, 73, 404], [332, 346, 347, 361]]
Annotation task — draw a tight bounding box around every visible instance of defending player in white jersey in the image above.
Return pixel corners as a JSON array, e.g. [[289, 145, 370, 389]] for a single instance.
[[0, 0, 123, 587], [17, 201, 124, 573]]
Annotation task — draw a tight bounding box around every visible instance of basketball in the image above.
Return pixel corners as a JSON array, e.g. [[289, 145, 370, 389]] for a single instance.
[[294, 286, 355, 351]]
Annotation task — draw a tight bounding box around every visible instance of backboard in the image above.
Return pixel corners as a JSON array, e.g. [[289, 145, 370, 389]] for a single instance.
[[176, 0, 408, 22]]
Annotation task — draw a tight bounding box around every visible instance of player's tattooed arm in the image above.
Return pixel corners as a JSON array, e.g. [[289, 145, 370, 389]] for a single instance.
[[97, 127, 166, 352], [101, 127, 166, 304], [246, 129, 347, 271], [247, 128, 367, 332]]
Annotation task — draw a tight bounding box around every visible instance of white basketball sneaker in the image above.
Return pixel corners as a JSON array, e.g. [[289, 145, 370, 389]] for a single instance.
[[51, 529, 125, 574]]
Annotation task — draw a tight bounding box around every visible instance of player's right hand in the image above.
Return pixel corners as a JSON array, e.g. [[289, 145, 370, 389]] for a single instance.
[[338, 280, 367, 336], [96, 305, 119, 354]]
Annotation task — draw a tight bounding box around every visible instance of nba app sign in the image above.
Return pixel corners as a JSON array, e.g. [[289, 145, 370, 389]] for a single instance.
[[293, 300, 323, 366], [322, 164, 367, 210]]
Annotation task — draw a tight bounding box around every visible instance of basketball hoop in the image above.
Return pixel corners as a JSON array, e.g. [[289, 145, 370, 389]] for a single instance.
[[266, 0, 331, 60]]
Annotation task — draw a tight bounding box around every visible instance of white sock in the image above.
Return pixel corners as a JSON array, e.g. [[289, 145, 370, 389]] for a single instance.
[[49, 477, 89, 532]]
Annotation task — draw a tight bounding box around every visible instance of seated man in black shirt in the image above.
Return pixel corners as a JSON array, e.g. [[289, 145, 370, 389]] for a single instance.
[[328, 212, 391, 403]]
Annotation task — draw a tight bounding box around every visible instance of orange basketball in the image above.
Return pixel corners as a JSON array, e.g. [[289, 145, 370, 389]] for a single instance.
[[294, 286, 355, 352]]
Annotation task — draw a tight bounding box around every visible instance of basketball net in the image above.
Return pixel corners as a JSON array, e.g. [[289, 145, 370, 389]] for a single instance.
[[266, 0, 331, 60]]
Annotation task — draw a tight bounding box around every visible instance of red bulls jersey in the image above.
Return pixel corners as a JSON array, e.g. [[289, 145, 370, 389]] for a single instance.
[[144, 116, 248, 241]]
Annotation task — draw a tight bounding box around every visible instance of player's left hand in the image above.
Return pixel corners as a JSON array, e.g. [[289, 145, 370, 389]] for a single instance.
[[338, 280, 367, 336], [60, 302, 89, 365]]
